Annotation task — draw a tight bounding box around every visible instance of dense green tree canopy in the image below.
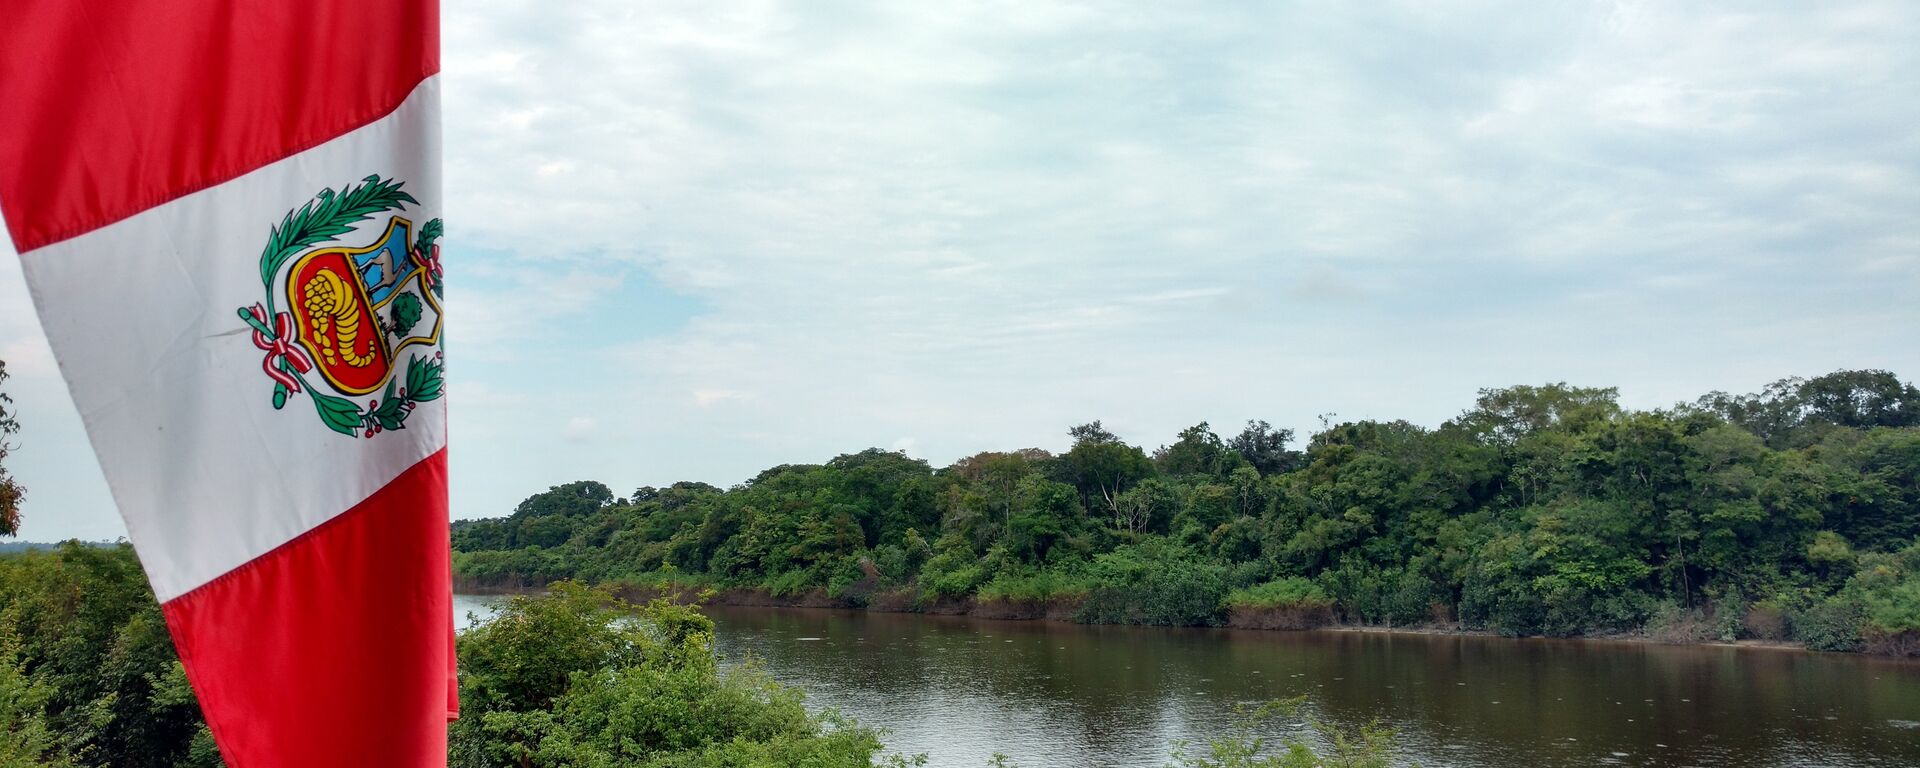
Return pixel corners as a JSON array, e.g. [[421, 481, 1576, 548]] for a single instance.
[[453, 369, 1920, 651]]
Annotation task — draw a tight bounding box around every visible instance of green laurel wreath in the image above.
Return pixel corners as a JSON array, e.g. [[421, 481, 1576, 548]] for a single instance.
[[308, 354, 446, 438], [238, 175, 446, 438]]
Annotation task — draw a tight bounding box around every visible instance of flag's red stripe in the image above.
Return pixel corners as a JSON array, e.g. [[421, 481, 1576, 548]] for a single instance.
[[162, 449, 454, 768], [0, 0, 439, 253]]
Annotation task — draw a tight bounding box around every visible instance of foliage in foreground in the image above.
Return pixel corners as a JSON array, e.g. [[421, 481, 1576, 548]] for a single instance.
[[451, 582, 906, 768], [0, 544, 218, 768], [453, 369, 1920, 651]]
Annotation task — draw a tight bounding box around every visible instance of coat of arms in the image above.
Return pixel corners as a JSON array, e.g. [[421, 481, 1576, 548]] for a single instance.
[[237, 175, 444, 438]]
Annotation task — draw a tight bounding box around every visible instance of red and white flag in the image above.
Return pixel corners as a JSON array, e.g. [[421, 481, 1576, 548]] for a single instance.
[[0, 2, 454, 765]]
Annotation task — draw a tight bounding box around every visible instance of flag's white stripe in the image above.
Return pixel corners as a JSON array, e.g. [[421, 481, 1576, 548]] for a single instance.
[[20, 77, 446, 602]]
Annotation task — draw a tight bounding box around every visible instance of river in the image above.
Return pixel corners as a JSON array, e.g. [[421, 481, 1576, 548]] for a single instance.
[[452, 595, 1920, 767]]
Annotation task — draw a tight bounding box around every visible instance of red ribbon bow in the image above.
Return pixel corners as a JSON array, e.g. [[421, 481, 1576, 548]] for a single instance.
[[412, 244, 442, 282], [249, 303, 314, 393]]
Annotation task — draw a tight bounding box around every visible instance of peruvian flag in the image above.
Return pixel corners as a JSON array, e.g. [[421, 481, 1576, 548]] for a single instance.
[[0, 1, 454, 766]]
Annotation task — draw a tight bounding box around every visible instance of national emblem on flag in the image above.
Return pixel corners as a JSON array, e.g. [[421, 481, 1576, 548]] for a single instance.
[[242, 176, 446, 437]]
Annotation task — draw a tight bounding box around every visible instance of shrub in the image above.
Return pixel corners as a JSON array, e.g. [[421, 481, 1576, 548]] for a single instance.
[[1831, 540, 1920, 655], [0, 633, 71, 768], [870, 544, 910, 586], [976, 568, 1089, 604], [763, 568, 818, 598], [1460, 528, 1652, 637], [1790, 596, 1865, 652], [1860, 575, 1920, 633], [917, 542, 988, 600], [1324, 565, 1447, 627], [1223, 578, 1335, 630], [1074, 539, 1226, 627], [1225, 577, 1330, 609], [1711, 595, 1745, 643], [825, 556, 875, 606], [1642, 601, 1714, 645], [450, 582, 893, 767]]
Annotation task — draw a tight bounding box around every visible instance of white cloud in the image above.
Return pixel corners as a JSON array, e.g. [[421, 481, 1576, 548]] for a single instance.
[[3, 2, 1917, 535], [562, 416, 596, 442], [430, 0, 1918, 500], [690, 389, 749, 408]]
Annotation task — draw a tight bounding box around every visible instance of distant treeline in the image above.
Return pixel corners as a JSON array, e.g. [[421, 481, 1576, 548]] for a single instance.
[[0, 540, 116, 555], [453, 369, 1920, 654]]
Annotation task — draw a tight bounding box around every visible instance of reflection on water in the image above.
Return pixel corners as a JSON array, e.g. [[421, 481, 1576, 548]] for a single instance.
[[453, 593, 506, 627], [453, 596, 1920, 767]]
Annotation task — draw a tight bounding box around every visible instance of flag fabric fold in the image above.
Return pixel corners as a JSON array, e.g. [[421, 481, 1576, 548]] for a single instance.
[[0, 1, 453, 765]]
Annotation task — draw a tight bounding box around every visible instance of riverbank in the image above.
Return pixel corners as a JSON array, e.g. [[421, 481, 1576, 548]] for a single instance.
[[1317, 623, 1814, 654], [473, 581, 1873, 657]]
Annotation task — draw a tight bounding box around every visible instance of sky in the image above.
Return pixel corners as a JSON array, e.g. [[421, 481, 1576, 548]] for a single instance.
[[3, 0, 1917, 541]]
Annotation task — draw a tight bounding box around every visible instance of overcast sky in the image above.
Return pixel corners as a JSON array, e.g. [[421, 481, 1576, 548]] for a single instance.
[[3, 1, 1917, 541]]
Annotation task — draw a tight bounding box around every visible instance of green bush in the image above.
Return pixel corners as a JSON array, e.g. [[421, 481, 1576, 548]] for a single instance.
[[870, 545, 911, 586], [1321, 565, 1446, 626], [762, 568, 818, 598], [1862, 578, 1920, 633], [1641, 601, 1713, 645], [917, 542, 989, 600], [976, 567, 1089, 603], [1459, 518, 1652, 637], [821, 556, 875, 606], [1074, 539, 1226, 626], [1224, 577, 1330, 609], [1, 633, 70, 768], [1830, 541, 1920, 653], [1711, 595, 1745, 643], [1222, 577, 1336, 630], [451, 582, 894, 767], [1790, 596, 1865, 652]]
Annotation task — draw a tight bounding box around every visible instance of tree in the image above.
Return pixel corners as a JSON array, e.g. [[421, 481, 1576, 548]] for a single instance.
[[1453, 383, 1620, 444], [1229, 420, 1298, 476], [1111, 477, 1182, 534], [1692, 377, 1806, 448], [1062, 422, 1153, 523], [1695, 369, 1920, 448], [1068, 421, 1120, 446], [0, 360, 20, 536], [1797, 369, 1920, 431], [1006, 477, 1079, 563], [0, 544, 219, 766], [512, 480, 614, 519], [1155, 422, 1247, 480]]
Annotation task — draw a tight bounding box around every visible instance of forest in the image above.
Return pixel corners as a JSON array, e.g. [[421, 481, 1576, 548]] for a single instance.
[[453, 369, 1920, 653]]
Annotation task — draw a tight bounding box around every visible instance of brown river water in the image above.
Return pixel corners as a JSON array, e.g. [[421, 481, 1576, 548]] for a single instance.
[[453, 595, 1920, 767]]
